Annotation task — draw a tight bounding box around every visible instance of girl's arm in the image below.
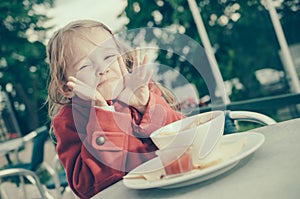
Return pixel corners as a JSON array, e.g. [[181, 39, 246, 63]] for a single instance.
[[53, 103, 156, 198], [131, 85, 185, 138], [53, 106, 124, 199]]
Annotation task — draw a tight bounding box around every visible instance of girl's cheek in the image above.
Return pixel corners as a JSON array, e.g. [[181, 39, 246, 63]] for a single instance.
[[76, 70, 98, 88], [98, 79, 123, 100], [111, 80, 123, 99]]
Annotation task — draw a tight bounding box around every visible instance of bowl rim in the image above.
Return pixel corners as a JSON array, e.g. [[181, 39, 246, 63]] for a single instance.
[[150, 110, 225, 139]]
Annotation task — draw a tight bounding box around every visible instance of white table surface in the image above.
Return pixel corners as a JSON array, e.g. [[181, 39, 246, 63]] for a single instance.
[[93, 118, 300, 199]]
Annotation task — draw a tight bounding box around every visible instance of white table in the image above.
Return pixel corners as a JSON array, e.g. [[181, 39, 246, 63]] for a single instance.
[[93, 118, 300, 199]]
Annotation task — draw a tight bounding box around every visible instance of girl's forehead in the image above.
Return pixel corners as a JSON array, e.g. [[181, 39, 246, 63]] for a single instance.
[[66, 28, 117, 66], [71, 28, 114, 48]]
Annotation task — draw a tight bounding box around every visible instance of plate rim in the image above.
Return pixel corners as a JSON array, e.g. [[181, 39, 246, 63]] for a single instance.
[[123, 131, 265, 189], [159, 160, 240, 189]]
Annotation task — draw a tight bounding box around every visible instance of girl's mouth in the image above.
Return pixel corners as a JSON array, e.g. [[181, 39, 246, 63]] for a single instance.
[[97, 81, 106, 87], [97, 77, 121, 88]]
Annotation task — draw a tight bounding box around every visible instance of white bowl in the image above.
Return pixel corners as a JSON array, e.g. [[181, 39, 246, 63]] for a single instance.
[[150, 111, 225, 166]]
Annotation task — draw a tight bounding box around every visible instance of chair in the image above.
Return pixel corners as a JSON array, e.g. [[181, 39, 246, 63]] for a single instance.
[[224, 110, 277, 134], [0, 168, 48, 199], [0, 126, 59, 198], [2, 123, 71, 198], [45, 154, 69, 198], [3, 125, 71, 196], [5, 126, 49, 171]]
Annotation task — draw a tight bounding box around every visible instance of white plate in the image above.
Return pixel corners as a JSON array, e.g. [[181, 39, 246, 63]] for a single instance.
[[123, 132, 265, 189]]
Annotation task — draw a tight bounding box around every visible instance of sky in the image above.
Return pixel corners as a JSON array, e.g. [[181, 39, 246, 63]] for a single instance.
[[48, 0, 128, 33]]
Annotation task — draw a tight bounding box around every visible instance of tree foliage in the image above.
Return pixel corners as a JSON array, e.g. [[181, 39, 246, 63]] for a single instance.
[[120, 0, 300, 101], [0, 0, 54, 134], [1, 0, 299, 133]]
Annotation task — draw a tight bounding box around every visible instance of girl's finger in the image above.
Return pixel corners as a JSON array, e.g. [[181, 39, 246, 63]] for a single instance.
[[66, 76, 77, 90], [118, 56, 128, 76], [66, 76, 105, 104], [140, 54, 149, 78], [142, 54, 149, 65], [70, 81, 96, 100], [66, 81, 76, 90], [133, 48, 140, 70], [139, 64, 148, 79], [68, 77, 89, 93], [69, 77, 88, 88], [145, 69, 154, 83], [68, 76, 77, 83]]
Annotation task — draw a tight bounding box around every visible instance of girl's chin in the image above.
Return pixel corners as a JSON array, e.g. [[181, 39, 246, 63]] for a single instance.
[[98, 82, 123, 101], [100, 89, 122, 101]]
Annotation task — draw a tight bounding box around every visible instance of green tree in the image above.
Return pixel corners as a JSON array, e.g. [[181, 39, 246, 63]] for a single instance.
[[120, 0, 300, 101], [0, 0, 54, 134]]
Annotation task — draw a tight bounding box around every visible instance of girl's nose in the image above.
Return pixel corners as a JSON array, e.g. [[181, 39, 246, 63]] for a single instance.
[[97, 67, 110, 76]]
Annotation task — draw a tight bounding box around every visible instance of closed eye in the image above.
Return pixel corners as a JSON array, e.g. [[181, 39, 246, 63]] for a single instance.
[[104, 55, 116, 60], [79, 65, 90, 70]]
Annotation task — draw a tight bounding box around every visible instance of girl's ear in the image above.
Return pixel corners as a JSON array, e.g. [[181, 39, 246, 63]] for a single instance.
[[58, 84, 74, 98]]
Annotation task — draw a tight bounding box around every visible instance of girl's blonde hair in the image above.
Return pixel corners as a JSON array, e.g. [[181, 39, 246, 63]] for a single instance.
[[46, 19, 178, 121]]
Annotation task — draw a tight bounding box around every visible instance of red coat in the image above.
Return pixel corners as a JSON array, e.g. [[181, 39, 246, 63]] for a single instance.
[[53, 87, 184, 198]]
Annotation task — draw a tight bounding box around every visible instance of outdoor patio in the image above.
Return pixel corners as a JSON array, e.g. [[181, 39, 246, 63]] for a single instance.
[[1, 0, 299, 198]]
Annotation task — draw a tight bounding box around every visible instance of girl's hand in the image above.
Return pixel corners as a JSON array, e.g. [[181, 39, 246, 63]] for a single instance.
[[117, 49, 153, 113], [66, 76, 107, 106]]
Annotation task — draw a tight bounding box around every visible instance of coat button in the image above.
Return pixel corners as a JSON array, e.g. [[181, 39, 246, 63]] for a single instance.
[[96, 136, 105, 145]]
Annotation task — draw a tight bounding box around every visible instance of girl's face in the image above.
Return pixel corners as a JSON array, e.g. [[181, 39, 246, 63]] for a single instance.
[[65, 28, 124, 100]]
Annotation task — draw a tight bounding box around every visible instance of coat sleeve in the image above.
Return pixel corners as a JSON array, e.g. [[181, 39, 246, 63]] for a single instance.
[[53, 105, 130, 199], [131, 88, 185, 138], [53, 89, 183, 198]]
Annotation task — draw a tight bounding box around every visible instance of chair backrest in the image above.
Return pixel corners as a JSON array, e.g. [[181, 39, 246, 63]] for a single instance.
[[0, 168, 47, 199], [28, 126, 49, 171], [224, 110, 277, 134]]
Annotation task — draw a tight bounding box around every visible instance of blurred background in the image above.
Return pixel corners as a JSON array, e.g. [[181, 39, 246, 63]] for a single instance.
[[0, 0, 299, 136]]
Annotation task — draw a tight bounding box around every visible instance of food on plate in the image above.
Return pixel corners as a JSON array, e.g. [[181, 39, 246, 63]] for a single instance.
[[181, 117, 212, 131], [163, 149, 193, 176], [194, 137, 247, 169], [157, 131, 176, 137]]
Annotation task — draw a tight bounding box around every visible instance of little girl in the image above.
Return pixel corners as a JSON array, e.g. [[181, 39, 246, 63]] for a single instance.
[[46, 19, 184, 198]]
